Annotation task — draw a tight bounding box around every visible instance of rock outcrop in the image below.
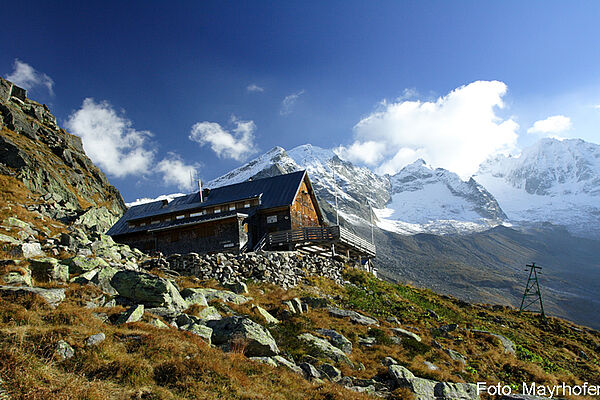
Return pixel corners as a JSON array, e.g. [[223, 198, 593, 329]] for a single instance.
[[0, 76, 126, 229]]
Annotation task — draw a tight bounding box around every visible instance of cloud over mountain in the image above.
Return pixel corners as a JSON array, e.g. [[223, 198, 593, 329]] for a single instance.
[[337, 81, 519, 178], [6, 59, 54, 95], [189, 116, 258, 161]]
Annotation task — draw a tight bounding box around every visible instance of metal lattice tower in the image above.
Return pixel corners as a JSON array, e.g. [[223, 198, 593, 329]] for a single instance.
[[519, 262, 545, 317]]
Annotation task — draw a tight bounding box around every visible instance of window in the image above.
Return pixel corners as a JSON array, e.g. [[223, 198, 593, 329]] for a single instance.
[[190, 212, 202, 217], [214, 208, 221, 213], [176, 215, 185, 220], [229, 204, 236, 211], [267, 215, 278, 224], [151, 220, 160, 224], [139, 222, 146, 226], [244, 202, 250, 208], [164, 217, 171, 222]]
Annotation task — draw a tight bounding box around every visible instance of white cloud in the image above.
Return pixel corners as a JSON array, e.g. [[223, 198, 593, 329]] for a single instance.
[[527, 115, 572, 135], [65, 98, 156, 177], [6, 59, 54, 95], [337, 80, 519, 178], [189, 116, 257, 161], [593, 104, 600, 109], [247, 83, 264, 92], [280, 89, 305, 115], [156, 153, 200, 190]]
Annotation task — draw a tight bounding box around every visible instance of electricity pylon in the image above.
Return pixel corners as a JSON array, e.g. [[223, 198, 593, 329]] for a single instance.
[[519, 262, 545, 317]]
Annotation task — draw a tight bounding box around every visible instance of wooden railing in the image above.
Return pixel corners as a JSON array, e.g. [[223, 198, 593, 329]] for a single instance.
[[267, 225, 375, 257]]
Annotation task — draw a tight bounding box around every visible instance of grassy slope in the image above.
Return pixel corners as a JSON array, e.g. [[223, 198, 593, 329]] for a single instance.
[[0, 266, 598, 399]]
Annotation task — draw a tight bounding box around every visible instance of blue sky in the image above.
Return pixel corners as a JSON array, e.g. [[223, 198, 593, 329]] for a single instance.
[[2, 1, 600, 201]]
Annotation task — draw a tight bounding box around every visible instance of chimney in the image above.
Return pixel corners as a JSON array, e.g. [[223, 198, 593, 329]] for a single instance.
[[203, 188, 211, 198]]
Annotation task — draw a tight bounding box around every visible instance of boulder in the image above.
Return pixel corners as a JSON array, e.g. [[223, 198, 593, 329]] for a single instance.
[[29, 257, 68, 282], [181, 323, 213, 344], [223, 281, 248, 294], [186, 288, 250, 305], [1, 268, 32, 287], [471, 330, 516, 355], [391, 327, 422, 342], [299, 362, 321, 380], [272, 355, 303, 374], [116, 304, 144, 324], [0, 285, 65, 307], [207, 316, 279, 357], [75, 207, 120, 233], [55, 340, 75, 361], [328, 307, 378, 325], [110, 270, 186, 311], [149, 318, 169, 329], [196, 306, 222, 322], [86, 333, 106, 346], [316, 329, 352, 354], [62, 255, 108, 275], [389, 365, 479, 400], [297, 333, 352, 365], [250, 357, 278, 367], [0, 233, 21, 245], [179, 288, 208, 307], [253, 304, 279, 324], [90, 265, 119, 295], [320, 363, 342, 382]]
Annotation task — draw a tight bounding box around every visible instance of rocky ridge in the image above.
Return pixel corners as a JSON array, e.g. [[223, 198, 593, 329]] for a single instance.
[[0, 76, 125, 232]]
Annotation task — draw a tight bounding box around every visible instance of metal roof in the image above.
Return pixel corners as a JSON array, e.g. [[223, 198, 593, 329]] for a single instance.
[[107, 170, 310, 237]]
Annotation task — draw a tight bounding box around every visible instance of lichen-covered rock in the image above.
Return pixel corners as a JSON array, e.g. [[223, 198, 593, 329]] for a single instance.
[[29, 257, 68, 282], [86, 333, 106, 346], [110, 270, 186, 311], [179, 288, 209, 307], [389, 365, 479, 400], [207, 316, 279, 357], [328, 307, 378, 325], [62, 255, 108, 275], [319, 363, 342, 382], [116, 304, 144, 324], [55, 340, 75, 360], [21, 242, 43, 258], [91, 265, 119, 295], [253, 304, 279, 324], [181, 323, 213, 344], [1, 268, 32, 287], [471, 330, 516, 355], [316, 328, 352, 354], [0, 286, 66, 307], [297, 333, 352, 365], [391, 327, 422, 342], [189, 288, 251, 305]]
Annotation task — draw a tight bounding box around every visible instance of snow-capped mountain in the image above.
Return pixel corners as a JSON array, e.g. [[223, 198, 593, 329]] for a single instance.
[[207, 144, 507, 235], [475, 138, 600, 239], [375, 159, 507, 234]]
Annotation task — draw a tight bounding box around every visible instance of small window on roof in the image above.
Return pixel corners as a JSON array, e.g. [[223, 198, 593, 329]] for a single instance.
[[229, 204, 235, 211], [176, 215, 185, 220], [214, 208, 221, 213], [164, 217, 171, 222], [244, 202, 250, 208], [151, 220, 160, 224], [190, 212, 202, 217], [139, 222, 146, 226]]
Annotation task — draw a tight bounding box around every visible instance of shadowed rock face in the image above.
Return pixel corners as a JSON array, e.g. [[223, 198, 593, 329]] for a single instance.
[[0, 76, 126, 231]]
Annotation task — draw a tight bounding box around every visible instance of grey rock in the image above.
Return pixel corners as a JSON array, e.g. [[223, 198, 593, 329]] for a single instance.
[[86, 333, 106, 346], [149, 318, 169, 329], [90, 265, 120, 295], [250, 356, 278, 367], [1, 268, 32, 287], [382, 356, 398, 366], [320, 363, 342, 382], [272, 355, 303, 374], [423, 361, 439, 371], [207, 316, 279, 357], [29, 257, 68, 282], [22, 243, 43, 258], [223, 281, 248, 294], [0, 285, 65, 307], [445, 348, 467, 364], [299, 362, 321, 380], [111, 270, 186, 311], [389, 364, 479, 400], [297, 333, 352, 365], [328, 307, 378, 325], [116, 304, 144, 324], [391, 327, 422, 342], [182, 323, 213, 344], [0, 233, 21, 245], [62, 255, 108, 275], [316, 328, 352, 354], [182, 287, 249, 305], [359, 336, 377, 346], [471, 330, 516, 355], [55, 340, 75, 360], [179, 288, 209, 307], [196, 306, 222, 322], [253, 304, 279, 324]]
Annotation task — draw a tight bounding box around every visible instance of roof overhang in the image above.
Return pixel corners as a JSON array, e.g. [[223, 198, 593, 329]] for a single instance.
[[147, 213, 248, 233]]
